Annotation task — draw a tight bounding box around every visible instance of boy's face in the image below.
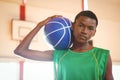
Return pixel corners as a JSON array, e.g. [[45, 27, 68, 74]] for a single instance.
[[72, 16, 97, 43]]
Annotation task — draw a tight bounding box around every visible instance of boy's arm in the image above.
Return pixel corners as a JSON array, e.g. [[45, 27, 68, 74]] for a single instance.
[[105, 54, 114, 80], [14, 15, 61, 61]]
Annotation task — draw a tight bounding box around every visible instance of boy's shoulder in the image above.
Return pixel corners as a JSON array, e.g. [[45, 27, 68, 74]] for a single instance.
[[93, 47, 110, 56], [94, 47, 109, 51], [53, 49, 68, 56]]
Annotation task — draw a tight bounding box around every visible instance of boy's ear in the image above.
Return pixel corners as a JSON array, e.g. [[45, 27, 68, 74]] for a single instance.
[[92, 30, 96, 37], [71, 22, 74, 30]]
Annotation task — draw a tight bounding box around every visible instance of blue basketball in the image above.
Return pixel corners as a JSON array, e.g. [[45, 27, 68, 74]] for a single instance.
[[44, 17, 72, 50]]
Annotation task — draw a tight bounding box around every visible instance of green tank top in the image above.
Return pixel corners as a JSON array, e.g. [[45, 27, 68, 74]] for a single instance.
[[53, 47, 109, 80]]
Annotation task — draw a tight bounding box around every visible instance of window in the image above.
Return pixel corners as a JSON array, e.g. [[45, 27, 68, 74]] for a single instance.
[[0, 62, 19, 80], [24, 61, 54, 80]]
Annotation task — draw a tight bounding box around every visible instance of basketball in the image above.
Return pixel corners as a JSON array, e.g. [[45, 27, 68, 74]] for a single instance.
[[44, 17, 72, 50]]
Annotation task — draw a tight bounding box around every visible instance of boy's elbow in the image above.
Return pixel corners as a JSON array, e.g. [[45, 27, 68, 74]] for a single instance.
[[14, 49, 19, 55], [14, 48, 22, 55]]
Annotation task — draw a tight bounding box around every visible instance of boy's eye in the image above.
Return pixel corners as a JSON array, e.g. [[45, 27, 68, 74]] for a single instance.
[[89, 26, 95, 30], [79, 24, 84, 27]]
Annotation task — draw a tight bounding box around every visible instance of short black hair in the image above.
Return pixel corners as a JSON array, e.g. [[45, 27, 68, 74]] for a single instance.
[[74, 10, 98, 26]]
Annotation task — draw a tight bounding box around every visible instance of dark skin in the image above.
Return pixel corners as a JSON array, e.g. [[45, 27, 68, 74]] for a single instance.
[[14, 15, 114, 80], [71, 16, 96, 52]]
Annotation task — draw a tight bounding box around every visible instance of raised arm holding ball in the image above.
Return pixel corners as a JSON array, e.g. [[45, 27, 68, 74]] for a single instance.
[[14, 10, 114, 80]]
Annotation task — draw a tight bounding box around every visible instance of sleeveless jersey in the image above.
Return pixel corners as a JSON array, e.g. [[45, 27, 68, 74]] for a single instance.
[[53, 47, 109, 80]]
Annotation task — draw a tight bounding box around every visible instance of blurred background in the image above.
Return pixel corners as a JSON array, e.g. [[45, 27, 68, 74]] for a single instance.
[[0, 0, 120, 80]]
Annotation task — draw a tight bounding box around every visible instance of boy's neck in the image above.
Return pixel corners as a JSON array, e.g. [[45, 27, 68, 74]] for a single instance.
[[70, 42, 93, 52]]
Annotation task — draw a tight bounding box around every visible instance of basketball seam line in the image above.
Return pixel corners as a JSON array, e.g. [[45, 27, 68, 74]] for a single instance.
[[46, 26, 71, 37]]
